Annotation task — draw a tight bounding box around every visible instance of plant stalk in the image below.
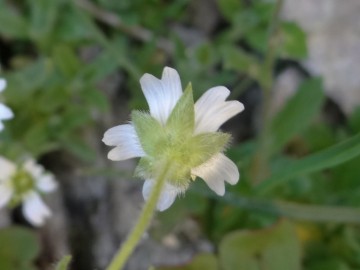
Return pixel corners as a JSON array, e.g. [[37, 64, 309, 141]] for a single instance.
[[106, 161, 171, 270], [250, 0, 284, 184]]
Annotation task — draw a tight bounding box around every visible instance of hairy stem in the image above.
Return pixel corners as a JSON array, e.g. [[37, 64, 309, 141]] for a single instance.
[[106, 161, 171, 270], [250, 0, 284, 184]]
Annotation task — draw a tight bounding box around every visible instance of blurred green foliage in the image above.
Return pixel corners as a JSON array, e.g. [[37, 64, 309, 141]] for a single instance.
[[0, 0, 359, 269], [55, 255, 72, 270], [157, 220, 301, 270], [0, 227, 39, 270]]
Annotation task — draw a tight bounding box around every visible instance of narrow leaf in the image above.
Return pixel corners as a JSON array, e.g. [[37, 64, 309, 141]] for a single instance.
[[256, 133, 360, 194], [270, 77, 324, 153], [191, 185, 360, 224], [55, 255, 72, 270], [222, 46, 261, 79]]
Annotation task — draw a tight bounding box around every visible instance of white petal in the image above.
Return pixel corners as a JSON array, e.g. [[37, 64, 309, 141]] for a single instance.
[[24, 159, 44, 179], [142, 179, 180, 211], [194, 86, 244, 134], [0, 103, 14, 120], [191, 153, 239, 196], [36, 174, 58, 193], [140, 67, 182, 125], [104, 124, 146, 160], [0, 156, 16, 181], [23, 192, 51, 226], [103, 124, 140, 147], [0, 185, 13, 208], [0, 79, 6, 92], [161, 67, 183, 107]]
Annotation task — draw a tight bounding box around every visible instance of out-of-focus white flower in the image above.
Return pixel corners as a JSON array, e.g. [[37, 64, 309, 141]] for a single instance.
[[0, 78, 14, 131], [0, 157, 58, 226], [103, 67, 244, 211]]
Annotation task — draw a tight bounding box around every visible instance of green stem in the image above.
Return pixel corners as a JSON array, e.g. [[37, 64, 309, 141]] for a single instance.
[[250, 0, 284, 184], [106, 161, 172, 270]]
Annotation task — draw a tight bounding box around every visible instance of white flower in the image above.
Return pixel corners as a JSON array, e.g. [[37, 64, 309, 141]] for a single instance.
[[0, 78, 14, 131], [0, 157, 58, 226], [103, 67, 244, 211]]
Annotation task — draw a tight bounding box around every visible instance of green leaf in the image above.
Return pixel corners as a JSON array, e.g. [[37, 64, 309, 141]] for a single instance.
[[61, 135, 96, 162], [28, 0, 60, 45], [256, 133, 360, 194], [195, 43, 216, 66], [55, 255, 72, 270], [0, 227, 40, 270], [270, 78, 325, 154], [246, 27, 267, 53], [6, 59, 54, 105], [156, 253, 218, 270], [82, 88, 109, 112], [226, 10, 261, 41], [218, 0, 243, 21], [219, 220, 301, 270], [280, 22, 308, 59], [166, 83, 194, 137], [309, 259, 350, 270], [54, 6, 95, 43], [302, 123, 336, 152], [349, 106, 360, 133], [36, 86, 69, 113], [23, 120, 52, 156], [0, 4, 28, 38], [222, 46, 261, 79], [52, 45, 81, 78], [56, 107, 91, 137], [72, 50, 119, 89]]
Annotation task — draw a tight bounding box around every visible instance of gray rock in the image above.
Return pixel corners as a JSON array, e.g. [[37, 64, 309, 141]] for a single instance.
[[283, 0, 360, 114]]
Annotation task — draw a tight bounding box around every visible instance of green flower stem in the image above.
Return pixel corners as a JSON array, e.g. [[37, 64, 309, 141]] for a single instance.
[[106, 161, 172, 270], [250, 0, 284, 184]]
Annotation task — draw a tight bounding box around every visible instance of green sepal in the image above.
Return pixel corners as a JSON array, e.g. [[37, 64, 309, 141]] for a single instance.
[[132, 110, 165, 156], [188, 132, 231, 167], [166, 83, 194, 138], [132, 85, 230, 188], [9, 169, 36, 207], [135, 156, 154, 179]]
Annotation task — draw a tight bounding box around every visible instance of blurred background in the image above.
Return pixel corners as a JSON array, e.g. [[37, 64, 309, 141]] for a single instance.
[[1, 0, 360, 269]]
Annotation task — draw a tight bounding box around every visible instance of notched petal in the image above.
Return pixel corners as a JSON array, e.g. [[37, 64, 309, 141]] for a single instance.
[[103, 123, 146, 160], [140, 67, 183, 124], [23, 192, 51, 226], [195, 86, 244, 134], [191, 153, 239, 195]]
